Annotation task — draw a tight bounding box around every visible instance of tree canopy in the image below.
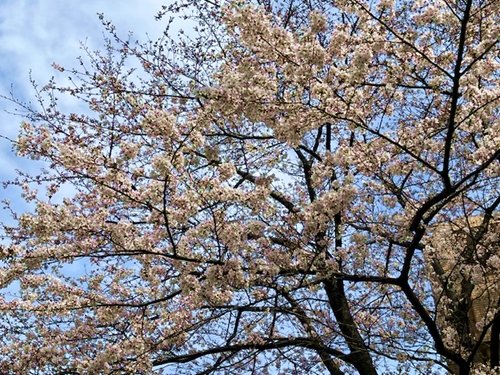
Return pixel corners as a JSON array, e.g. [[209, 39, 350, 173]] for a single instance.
[[1, 0, 499, 374]]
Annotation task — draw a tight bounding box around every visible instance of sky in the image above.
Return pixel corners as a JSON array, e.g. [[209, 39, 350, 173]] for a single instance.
[[0, 0, 169, 216], [0, 0, 174, 286], [0, 2, 445, 373]]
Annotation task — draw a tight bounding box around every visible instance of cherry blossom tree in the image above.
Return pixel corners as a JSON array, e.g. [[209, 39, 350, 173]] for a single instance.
[[1, 0, 498, 374]]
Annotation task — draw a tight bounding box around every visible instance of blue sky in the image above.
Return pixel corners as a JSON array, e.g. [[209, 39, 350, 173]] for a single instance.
[[0, 0, 174, 307], [0, 2, 446, 373], [0, 0, 168, 217]]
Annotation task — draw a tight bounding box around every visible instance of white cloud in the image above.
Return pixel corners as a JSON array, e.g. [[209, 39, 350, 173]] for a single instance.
[[0, 0, 168, 120], [0, 0, 168, 169], [0, 0, 170, 229]]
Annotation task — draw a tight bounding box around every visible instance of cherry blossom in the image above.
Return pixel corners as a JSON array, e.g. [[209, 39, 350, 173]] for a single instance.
[[0, 0, 498, 374]]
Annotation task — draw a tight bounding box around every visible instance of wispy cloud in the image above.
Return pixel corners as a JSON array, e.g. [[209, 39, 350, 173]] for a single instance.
[[0, 0, 167, 219], [0, 0, 166, 134]]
